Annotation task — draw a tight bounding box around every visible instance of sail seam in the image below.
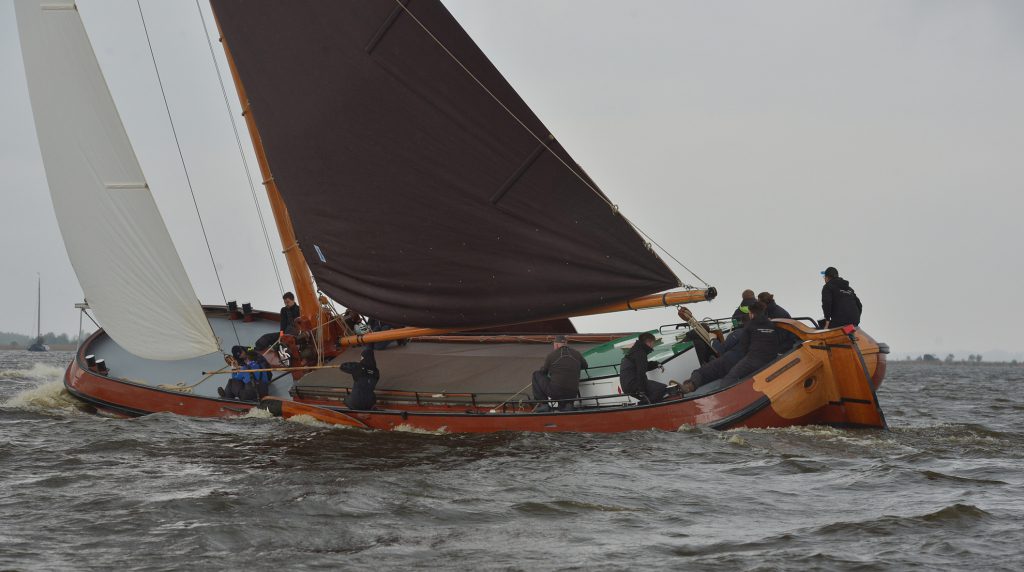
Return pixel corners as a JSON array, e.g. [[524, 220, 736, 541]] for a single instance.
[[490, 142, 547, 205], [390, 0, 709, 288], [366, 0, 409, 54]]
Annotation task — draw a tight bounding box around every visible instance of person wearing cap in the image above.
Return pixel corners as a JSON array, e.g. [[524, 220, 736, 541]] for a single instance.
[[718, 301, 781, 385], [758, 292, 796, 352], [731, 289, 757, 327], [820, 267, 862, 328], [531, 335, 589, 412], [619, 332, 668, 404]]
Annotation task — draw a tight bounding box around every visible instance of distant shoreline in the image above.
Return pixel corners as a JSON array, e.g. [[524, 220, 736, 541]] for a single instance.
[[0, 345, 78, 352]]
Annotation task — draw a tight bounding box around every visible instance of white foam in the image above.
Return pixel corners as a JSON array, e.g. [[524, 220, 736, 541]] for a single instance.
[[285, 413, 332, 428], [240, 406, 274, 420], [393, 423, 447, 435], [0, 362, 67, 381], [2, 380, 83, 413]]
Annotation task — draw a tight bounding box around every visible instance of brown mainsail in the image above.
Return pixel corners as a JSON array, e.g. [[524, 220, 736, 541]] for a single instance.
[[211, 0, 681, 328]]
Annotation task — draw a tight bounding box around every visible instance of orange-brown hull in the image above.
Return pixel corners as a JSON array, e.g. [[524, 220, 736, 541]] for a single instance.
[[64, 319, 887, 432]]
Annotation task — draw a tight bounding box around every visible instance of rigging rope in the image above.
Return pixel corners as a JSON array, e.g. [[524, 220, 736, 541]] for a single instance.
[[136, 0, 238, 345], [194, 0, 285, 294], [392, 1, 710, 289]]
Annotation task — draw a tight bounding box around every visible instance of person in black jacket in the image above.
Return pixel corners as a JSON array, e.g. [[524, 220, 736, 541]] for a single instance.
[[759, 291, 796, 352], [820, 267, 862, 328], [731, 289, 757, 327], [342, 346, 380, 410], [280, 292, 300, 334], [618, 332, 666, 403], [720, 301, 780, 384], [531, 336, 589, 412], [680, 326, 749, 393]]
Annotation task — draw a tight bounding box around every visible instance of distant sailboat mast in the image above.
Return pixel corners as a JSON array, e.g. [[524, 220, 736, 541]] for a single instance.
[[35, 273, 41, 342]]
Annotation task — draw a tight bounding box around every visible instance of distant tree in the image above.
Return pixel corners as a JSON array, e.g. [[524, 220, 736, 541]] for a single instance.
[[945, 354, 955, 364], [922, 354, 939, 363], [1012, 360, 1019, 366], [8, 341, 17, 347], [976, 354, 983, 363]]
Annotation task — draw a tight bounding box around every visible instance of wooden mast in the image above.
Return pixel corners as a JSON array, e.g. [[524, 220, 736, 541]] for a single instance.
[[339, 288, 717, 347], [215, 20, 318, 322]]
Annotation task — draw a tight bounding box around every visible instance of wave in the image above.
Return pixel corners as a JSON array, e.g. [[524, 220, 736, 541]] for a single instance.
[[0, 362, 66, 382], [393, 423, 447, 435], [2, 380, 84, 414], [240, 406, 274, 420]]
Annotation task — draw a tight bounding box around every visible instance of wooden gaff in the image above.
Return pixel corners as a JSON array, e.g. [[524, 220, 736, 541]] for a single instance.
[[339, 288, 716, 347], [215, 19, 319, 322]]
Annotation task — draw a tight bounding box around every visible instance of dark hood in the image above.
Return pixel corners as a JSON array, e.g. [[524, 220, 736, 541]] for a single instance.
[[629, 340, 653, 356], [829, 277, 852, 290]]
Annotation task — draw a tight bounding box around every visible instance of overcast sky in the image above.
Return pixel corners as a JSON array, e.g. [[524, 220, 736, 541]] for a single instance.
[[1, 0, 1022, 357]]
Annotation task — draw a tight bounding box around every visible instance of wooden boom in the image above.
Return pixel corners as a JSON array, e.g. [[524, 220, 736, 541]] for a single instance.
[[339, 288, 716, 348]]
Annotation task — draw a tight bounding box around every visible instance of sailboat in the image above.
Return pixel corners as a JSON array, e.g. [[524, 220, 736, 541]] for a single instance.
[[27, 274, 48, 352], [16, 0, 888, 432]]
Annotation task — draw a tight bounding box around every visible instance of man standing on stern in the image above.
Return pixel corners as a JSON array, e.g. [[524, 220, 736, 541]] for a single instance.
[[820, 267, 863, 329]]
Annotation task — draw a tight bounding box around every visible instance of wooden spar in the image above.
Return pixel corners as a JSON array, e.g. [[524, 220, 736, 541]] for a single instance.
[[201, 365, 339, 375], [214, 17, 318, 322], [339, 288, 717, 347]]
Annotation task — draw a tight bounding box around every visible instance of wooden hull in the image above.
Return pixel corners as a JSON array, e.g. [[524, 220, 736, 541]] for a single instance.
[[64, 318, 888, 432]]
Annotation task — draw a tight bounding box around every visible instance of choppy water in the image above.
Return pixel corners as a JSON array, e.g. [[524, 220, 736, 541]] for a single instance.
[[2, 351, 1023, 571]]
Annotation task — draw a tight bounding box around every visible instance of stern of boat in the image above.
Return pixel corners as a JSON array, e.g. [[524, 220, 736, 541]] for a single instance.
[[742, 320, 888, 429]]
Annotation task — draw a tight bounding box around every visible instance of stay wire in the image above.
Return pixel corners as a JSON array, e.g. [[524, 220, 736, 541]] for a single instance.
[[194, 0, 285, 295], [392, 1, 709, 289], [136, 0, 238, 346]]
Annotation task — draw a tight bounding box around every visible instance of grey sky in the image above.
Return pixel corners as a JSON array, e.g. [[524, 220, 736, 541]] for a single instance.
[[1, 0, 1022, 357]]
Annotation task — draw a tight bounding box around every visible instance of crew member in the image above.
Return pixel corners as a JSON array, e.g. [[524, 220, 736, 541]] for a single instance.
[[820, 267, 862, 328], [342, 346, 380, 410], [679, 325, 749, 394], [731, 289, 757, 327], [244, 349, 272, 399], [280, 292, 300, 335], [217, 354, 248, 400], [758, 291, 796, 352], [719, 301, 780, 385], [531, 335, 589, 412], [619, 332, 667, 403]]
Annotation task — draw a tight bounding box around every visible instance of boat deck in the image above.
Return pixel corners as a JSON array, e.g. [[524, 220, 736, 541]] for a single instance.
[[83, 312, 294, 400]]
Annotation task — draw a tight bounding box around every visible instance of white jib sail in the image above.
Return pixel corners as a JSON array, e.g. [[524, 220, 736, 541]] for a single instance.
[[15, 0, 220, 360]]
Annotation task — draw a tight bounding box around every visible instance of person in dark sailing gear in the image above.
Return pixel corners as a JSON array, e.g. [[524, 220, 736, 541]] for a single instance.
[[718, 301, 781, 385], [731, 289, 757, 327], [531, 335, 589, 412], [619, 332, 667, 403], [218, 354, 248, 400], [280, 292, 300, 335], [758, 291, 796, 353], [680, 325, 750, 394], [342, 346, 380, 411], [820, 267, 862, 328], [246, 349, 273, 399]]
